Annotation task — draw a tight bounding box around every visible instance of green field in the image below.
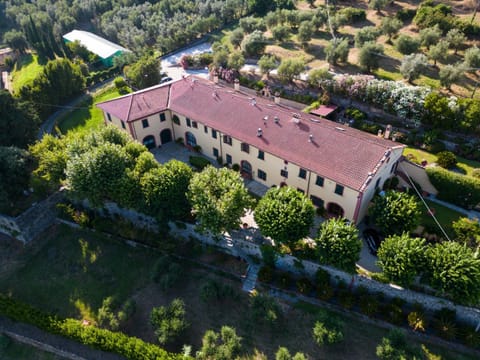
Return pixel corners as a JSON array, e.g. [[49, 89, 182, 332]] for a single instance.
[[57, 86, 125, 134], [11, 54, 44, 94], [419, 198, 464, 239], [404, 147, 480, 177]]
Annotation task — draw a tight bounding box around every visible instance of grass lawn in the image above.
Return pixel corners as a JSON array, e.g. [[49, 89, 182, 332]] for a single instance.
[[57, 86, 124, 134], [419, 198, 464, 239], [0, 335, 62, 360], [404, 147, 480, 177], [11, 54, 44, 94], [0, 224, 158, 321]]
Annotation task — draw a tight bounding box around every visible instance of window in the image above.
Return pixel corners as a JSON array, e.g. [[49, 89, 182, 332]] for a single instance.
[[334, 184, 344, 196], [258, 169, 267, 181], [375, 178, 381, 189], [172, 115, 180, 125], [316, 176, 324, 187], [298, 168, 307, 179], [310, 195, 324, 208], [159, 113, 166, 122], [186, 118, 191, 127], [213, 148, 219, 157], [258, 150, 264, 160], [142, 119, 149, 128], [192, 121, 198, 128], [226, 154, 232, 164], [297, 188, 304, 194], [121, 120, 126, 129], [204, 125, 208, 133], [107, 113, 112, 122], [223, 135, 232, 145], [212, 129, 217, 139], [241, 142, 249, 153], [280, 169, 288, 178]]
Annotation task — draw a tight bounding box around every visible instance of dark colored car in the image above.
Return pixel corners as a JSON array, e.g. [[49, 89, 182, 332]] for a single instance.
[[363, 229, 383, 256], [160, 76, 173, 84]]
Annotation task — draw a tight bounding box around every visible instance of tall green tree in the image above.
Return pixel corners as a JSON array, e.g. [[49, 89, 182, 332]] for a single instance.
[[315, 218, 362, 273], [0, 146, 32, 212], [3, 30, 28, 54], [254, 186, 314, 248], [0, 90, 40, 149], [426, 241, 480, 304], [377, 234, 428, 286], [358, 42, 384, 72], [380, 17, 403, 43], [297, 21, 314, 47], [277, 58, 306, 83], [369, 191, 421, 236], [241, 30, 267, 58], [258, 54, 277, 76], [187, 166, 252, 238], [29, 134, 68, 188], [325, 38, 349, 65], [124, 55, 161, 90], [419, 25, 442, 50]]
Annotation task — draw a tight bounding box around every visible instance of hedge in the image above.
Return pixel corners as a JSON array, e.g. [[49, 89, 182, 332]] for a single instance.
[[0, 294, 187, 360], [426, 167, 480, 209], [189, 156, 211, 170]]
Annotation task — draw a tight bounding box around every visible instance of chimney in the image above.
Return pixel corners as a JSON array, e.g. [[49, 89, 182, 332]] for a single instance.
[[377, 129, 383, 137], [257, 128, 263, 137], [309, 134, 313, 142], [274, 92, 280, 104], [384, 124, 392, 139], [251, 98, 256, 106], [234, 78, 240, 91], [274, 116, 279, 124]]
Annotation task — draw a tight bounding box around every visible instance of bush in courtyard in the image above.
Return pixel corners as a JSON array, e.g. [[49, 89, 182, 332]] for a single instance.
[[189, 156, 211, 170], [436, 151, 457, 169]]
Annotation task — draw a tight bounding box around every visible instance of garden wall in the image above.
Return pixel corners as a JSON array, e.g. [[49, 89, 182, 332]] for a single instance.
[[169, 222, 480, 328]]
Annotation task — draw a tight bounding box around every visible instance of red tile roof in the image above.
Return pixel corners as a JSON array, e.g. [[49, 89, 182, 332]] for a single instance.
[[310, 104, 338, 117], [98, 76, 404, 191], [97, 84, 170, 122]]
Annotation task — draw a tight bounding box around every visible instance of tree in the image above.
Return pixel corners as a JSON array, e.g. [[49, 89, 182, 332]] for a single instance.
[[241, 30, 267, 58], [0, 90, 40, 149], [400, 53, 428, 83], [307, 68, 333, 88], [315, 218, 362, 273], [230, 28, 244, 48], [354, 27, 380, 48], [29, 134, 68, 188], [187, 166, 252, 238], [197, 326, 242, 360], [358, 42, 384, 72], [395, 35, 421, 55], [439, 64, 463, 89], [3, 30, 28, 54], [463, 45, 480, 70], [277, 58, 306, 83], [369, 191, 421, 236], [452, 217, 480, 249], [446, 28, 466, 55], [380, 17, 403, 43], [297, 21, 314, 47], [272, 25, 290, 43], [258, 54, 277, 76], [419, 25, 442, 50], [65, 40, 90, 62], [312, 310, 344, 346], [325, 38, 349, 65], [376, 329, 411, 360], [227, 51, 245, 71], [377, 234, 428, 286], [254, 186, 314, 248], [422, 91, 455, 128], [368, 0, 389, 13], [426, 241, 480, 304], [276, 347, 292, 360], [428, 40, 449, 66], [213, 48, 229, 68], [124, 55, 161, 90], [150, 298, 189, 344], [436, 151, 457, 169], [0, 147, 32, 212]]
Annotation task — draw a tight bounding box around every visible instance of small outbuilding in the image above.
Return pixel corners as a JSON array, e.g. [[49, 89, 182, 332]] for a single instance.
[[63, 30, 131, 67]]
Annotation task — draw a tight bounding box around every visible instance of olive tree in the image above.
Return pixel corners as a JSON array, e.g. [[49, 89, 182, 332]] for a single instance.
[[358, 42, 384, 72], [197, 326, 242, 360], [380, 17, 403, 43], [400, 53, 428, 83], [254, 186, 314, 248], [150, 298, 189, 344], [446, 28, 466, 55]]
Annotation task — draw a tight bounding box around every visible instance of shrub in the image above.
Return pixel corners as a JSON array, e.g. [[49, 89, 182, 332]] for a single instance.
[[114, 76, 127, 88], [189, 156, 211, 170], [472, 169, 480, 179], [460, 325, 480, 348], [436, 151, 457, 169], [258, 266, 273, 283], [338, 7, 366, 23], [200, 279, 236, 302], [314, 268, 330, 288], [426, 167, 480, 208], [359, 295, 379, 316], [317, 284, 334, 301], [150, 298, 189, 345], [312, 310, 344, 346], [337, 290, 354, 309], [231, 163, 240, 172], [296, 278, 313, 294], [407, 311, 427, 332], [278, 272, 292, 289], [382, 303, 404, 325], [396, 8, 416, 22]]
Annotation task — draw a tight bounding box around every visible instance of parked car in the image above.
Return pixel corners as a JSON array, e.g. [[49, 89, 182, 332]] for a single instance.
[[160, 76, 173, 84], [363, 229, 383, 256]]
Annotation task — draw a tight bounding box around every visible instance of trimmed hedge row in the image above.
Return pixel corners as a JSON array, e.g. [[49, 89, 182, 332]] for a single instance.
[[0, 294, 186, 360], [426, 167, 480, 209], [189, 156, 211, 170]]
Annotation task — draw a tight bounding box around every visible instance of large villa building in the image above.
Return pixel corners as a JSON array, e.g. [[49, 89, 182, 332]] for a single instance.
[[97, 76, 405, 224]]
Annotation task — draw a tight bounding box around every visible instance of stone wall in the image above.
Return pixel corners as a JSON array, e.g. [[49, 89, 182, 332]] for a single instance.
[[169, 222, 480, 327]]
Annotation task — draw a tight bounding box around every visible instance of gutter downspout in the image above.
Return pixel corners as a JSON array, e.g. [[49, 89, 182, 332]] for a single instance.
[[352, 191, 364, 224]]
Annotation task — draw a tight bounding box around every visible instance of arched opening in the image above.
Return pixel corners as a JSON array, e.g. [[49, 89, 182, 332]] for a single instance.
[[327, 203, 344, 218], [160, 129, 172, 144], [185, 131, 197, 147], [142, 135, 156, 150], [241, 160, 252, 179]]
